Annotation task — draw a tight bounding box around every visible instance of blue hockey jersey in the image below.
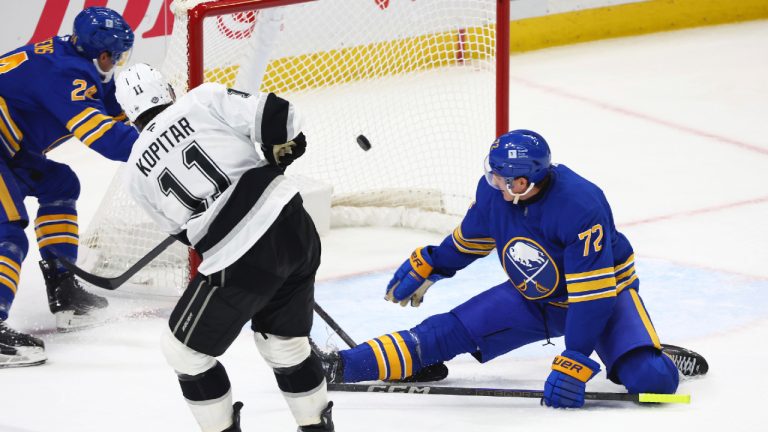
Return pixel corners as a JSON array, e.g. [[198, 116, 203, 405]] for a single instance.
[[431, 164, 640, 355], [0, 36, 137, 161]]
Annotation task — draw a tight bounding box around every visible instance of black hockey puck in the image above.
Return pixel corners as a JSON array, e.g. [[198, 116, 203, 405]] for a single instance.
[[356, 134, 372, 151]]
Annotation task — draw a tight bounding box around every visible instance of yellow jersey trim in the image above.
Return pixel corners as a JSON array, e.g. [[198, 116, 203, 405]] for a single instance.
[[0, 96, 23, 152], [565, 267, 615, 281], [73, 114, 110, 140], [82, 120, 115, 146], [629, 289, 661, 349], [66, 107, 98, 131], [0, 173, 21, 221], [567, 277, 617, 293], [568, 290, 616, 303]]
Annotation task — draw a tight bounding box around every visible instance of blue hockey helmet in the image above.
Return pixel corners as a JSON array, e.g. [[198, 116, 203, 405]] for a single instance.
[[72, 7, 134, 64], [484, 129, 551, 187]]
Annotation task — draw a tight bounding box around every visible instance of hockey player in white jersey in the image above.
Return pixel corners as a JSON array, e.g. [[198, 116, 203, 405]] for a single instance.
[[114, 64, 333, 432]]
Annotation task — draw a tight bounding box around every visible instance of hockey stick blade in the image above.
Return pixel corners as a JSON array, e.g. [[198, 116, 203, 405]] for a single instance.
[[327, 383, 690, 404], [57, 235, 178, 290]]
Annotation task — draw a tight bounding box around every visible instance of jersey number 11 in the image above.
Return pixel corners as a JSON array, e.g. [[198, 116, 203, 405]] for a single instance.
[[158, 141, 231, 214]]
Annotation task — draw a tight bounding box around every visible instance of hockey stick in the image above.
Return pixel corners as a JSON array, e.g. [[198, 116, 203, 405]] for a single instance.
[[326, 383, 690, 404], [59, 136, 372, 292], [57, 235, 178, 290], [310, 136, 367, 347], [313, 303, 358, 348]]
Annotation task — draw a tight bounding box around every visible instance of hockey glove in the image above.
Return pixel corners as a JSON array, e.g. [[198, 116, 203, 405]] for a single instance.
[[385, 246, 445, 307], [543, 350, 601, 408], [262, 132, 307, 169]]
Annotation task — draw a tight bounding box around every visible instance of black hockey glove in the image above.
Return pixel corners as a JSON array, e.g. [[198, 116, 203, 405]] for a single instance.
[[262, 132, 307, 169]]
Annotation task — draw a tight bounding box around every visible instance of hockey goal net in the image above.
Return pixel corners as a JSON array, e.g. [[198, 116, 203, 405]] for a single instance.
[[80, 0, 510, 295]]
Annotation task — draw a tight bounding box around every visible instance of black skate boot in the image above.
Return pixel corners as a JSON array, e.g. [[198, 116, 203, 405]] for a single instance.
[[0, 319, 46, 368], [311, 339, 449, 384], [40, 259, 109, 331], [661, 344, 709, 377], [394, 362, 449, 383], [298, 401, 334, 431], [221, 401, 243, 432], [311, 341, 344, 384]]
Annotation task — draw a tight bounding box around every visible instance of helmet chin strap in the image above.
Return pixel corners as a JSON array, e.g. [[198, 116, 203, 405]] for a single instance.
[[504, 180, 536, 204], [93, 59, 114, 83]]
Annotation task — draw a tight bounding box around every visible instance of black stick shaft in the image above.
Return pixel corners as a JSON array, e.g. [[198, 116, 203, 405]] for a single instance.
[[327, 383, 641, 402], [58, 235, 178, 290], [313, 303, 357, 348]]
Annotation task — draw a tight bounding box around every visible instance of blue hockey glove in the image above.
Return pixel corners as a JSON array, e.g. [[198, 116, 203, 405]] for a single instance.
[[543, 350, 601, 408], [385, 246, 445, 307]]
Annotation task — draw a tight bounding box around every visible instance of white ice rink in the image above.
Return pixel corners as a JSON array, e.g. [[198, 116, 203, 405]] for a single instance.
[[3, 20, 768, 431]]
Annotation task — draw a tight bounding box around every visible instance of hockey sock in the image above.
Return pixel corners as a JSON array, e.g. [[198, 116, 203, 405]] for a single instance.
[[0, 228, 27, 321], [35, 206, 78, 271], [0, 246, 22, 321], [340, 330, 423, 382], [273, 350, 329, 426], [177, 361, 235, 432]]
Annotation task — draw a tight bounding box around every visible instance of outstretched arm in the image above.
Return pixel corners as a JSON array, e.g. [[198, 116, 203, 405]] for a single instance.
[[385, 178, 496, 306], [47, 69, 138, 161]]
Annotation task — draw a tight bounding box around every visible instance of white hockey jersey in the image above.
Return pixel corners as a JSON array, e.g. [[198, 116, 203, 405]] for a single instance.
[[124, 83, 302, 275]]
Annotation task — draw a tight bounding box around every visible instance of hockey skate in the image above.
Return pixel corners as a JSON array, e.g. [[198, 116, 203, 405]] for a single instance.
[[311, 339, 449, 384], [0, 320, 46, 368], [221, 401, 243, 432], [661, 344, 709, 377], [40, 259, 109, 332], [298, 401, 334, 431], [312, 342, 345, 384]]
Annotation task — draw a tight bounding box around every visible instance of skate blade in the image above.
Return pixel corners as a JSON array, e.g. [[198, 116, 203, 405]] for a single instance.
[[0, 346, 47, 368], [55, 310, 109, 332]]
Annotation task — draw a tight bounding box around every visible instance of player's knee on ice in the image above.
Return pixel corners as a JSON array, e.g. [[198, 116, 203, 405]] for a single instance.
[[612, 346, 679, 394]]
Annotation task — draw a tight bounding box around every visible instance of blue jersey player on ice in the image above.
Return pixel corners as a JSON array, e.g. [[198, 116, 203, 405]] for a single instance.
[[319, 129, 708, 407], [0, 7, 136, 367]]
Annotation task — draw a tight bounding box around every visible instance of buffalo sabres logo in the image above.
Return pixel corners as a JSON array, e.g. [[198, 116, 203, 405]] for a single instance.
[[502, 237, 559, 300]]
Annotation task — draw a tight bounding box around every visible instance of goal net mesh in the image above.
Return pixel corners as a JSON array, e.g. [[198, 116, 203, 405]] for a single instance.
[[80, 0, 503, 295]]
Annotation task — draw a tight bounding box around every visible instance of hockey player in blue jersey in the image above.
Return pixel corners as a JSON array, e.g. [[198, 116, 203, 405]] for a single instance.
[[0, 7, 136, 367], [319, 129, 708, 407]]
